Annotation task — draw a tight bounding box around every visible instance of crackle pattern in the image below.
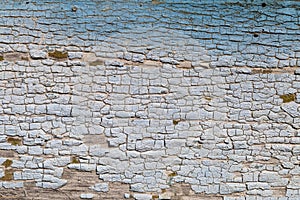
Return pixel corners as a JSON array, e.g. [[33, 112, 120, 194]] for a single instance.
[[0, 0, 300, 200]]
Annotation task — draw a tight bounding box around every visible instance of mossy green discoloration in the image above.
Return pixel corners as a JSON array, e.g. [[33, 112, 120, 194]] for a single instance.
[[89, 59, 104, 66], [0, 169, 14, 181], [252, 69, 273, 74], [7, 137, 22, 146], [0, 55, 3, 61], [48, 51, 68, 59], [261, 69, 272, 74], [173, 119, 180, 125], [2, 159, 13, 168], [280, 93, 296, 103], [21, 55, 29, 61], [71, 156, 80, 164], [168, 172, 177, 177], [204, 96, 212, 101]]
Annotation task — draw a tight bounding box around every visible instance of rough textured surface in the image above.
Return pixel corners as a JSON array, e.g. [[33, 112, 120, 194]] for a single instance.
[[0, 0, 300, 199]]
